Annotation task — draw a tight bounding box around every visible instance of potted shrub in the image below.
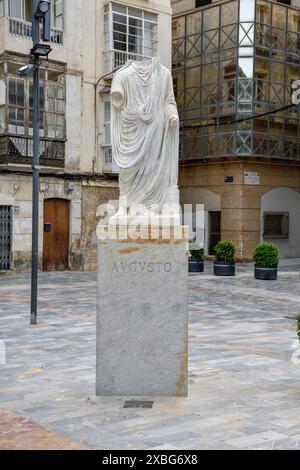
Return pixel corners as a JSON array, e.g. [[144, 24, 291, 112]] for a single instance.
[[253, 243, 279, 281], [296, 316, 300, 343], [214, 240, 236, 276], [189, 241, 205, 273]]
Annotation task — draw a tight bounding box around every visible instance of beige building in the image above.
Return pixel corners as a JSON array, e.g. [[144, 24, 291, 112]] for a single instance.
[[0, 0, 173, 271], [172, 0, 300, 260]]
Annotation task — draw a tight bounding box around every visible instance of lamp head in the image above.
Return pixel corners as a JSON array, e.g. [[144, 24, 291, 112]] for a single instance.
[[19, 64, 36, 77], [31, 43, 52, 57]]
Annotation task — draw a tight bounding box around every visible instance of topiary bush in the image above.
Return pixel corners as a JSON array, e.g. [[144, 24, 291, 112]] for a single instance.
[[296, 315, 300, 343], [214, 240, 235, 262], [253, 243, 279, 267], [189, 241, 205, 261]]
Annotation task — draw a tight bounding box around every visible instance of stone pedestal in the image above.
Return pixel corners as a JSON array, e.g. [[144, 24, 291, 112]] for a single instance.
[[96, 226, 189, 397]]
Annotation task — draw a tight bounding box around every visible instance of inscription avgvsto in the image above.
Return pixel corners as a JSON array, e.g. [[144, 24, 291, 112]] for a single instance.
[[112, 261, 173, 273]]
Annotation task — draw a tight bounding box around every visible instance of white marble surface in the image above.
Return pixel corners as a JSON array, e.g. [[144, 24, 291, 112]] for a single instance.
[[110, 57, 180, 220], [96, 229, 189, 397]]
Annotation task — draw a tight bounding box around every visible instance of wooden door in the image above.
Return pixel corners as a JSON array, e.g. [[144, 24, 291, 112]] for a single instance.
[[43, 199, 69, 271], [209, 211, 221, 255]]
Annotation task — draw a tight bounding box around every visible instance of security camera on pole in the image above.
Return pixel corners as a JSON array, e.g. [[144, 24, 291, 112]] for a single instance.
[[19, 1, 52, 325]]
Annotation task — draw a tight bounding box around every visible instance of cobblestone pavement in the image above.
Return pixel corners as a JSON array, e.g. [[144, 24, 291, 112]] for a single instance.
[[0, 261, 300, 450], [0, 408, 90, 450]]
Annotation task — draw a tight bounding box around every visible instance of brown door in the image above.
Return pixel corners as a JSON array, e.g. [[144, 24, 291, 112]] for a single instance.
[[209, 211, 221, 255], [43, 199, 69, 271]]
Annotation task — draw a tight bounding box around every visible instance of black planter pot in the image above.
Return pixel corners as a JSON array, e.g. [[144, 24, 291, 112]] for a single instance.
[[255, 264, 278, 281], [189, 259, 204, 273], [214, 261, 235, 277]]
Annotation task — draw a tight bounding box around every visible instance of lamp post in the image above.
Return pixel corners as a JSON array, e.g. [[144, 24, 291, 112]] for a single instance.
[[20, 1, 52, 325]]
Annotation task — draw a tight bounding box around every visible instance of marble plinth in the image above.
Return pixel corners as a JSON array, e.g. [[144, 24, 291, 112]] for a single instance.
[[96, 226, 189, 397]]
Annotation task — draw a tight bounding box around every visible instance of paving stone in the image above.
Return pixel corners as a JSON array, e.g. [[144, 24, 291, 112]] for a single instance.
[[0, 409, 90, 450], [0, 263, 300, 449]]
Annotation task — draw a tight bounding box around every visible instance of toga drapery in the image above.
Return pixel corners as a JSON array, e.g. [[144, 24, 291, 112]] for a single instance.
[[111, 57, 179, 211]]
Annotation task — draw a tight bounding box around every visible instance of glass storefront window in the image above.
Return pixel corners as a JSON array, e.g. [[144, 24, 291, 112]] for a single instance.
[[172, 0, 300, 161]]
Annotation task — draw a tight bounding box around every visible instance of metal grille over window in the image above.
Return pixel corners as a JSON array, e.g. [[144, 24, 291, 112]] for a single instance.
[[104, 3, 158, 73], [264, 212, 289, 239], [0, 206, 12, 271]]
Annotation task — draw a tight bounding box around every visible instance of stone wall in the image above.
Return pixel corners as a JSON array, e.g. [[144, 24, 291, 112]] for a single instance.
[[171, 0, 196, 15], [0, 173, 82, 272], [81, 181, 119, 271], [179, 160, 300, 260], [0, 175, 120, 273]]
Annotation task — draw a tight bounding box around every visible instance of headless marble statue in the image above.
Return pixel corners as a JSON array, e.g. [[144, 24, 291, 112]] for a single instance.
[[110, 57, 180, 224]]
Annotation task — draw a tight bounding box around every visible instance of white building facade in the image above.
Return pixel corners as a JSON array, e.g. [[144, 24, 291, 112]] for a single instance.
[[0, 0, 173, 271]]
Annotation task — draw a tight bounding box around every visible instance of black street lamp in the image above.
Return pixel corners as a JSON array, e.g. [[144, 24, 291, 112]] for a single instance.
[[19, 1, 52, 325]]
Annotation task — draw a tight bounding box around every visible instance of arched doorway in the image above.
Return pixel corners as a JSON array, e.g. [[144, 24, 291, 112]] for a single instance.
[[43, 199, 70, 271]]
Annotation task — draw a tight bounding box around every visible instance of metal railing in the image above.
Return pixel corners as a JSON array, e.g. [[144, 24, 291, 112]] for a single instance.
[[104, 50, 153, 73], [0, 135, 65, 167], [8, 18, 63, 45], [103, 146, 119, 174], [179, 130, 300, 161]]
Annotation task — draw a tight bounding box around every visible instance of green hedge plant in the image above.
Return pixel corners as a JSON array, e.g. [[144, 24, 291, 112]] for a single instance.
[[189, 241, 205, 261], [253, 243, 279, 267], [215, 240, 235, 262], [296, 315, 300, 343]]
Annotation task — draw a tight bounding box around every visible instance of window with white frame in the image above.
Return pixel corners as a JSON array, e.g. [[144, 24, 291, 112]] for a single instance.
[[8, 0, 31, 21], [101, 96, 120, 173], [6, 75, 65, 139], [103, 98, 111, 147], [47, 82, 65, 139], [0, 0, 4, 17], [8, 77, 25, 134], [52, 0, 64, 30], [104, 3, 158, 71], [28, 82, 45, 137]]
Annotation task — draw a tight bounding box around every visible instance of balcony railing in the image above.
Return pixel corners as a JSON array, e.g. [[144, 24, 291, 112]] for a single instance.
[[102, 146, 119, 174], [104, 50, 153, 74], [8, 18, 63, 45], [0, 135, 65, 167], [179, 130, 300, 162]]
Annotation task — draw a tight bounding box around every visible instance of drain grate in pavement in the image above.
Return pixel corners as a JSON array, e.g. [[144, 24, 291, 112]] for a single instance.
[[124, 400, 154, 409]]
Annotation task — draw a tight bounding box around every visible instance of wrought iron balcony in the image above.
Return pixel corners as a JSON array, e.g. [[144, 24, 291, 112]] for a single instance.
[[179, 130, 300, 162], [8, 18, 63, 45], [0, 135, 65, 168]]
